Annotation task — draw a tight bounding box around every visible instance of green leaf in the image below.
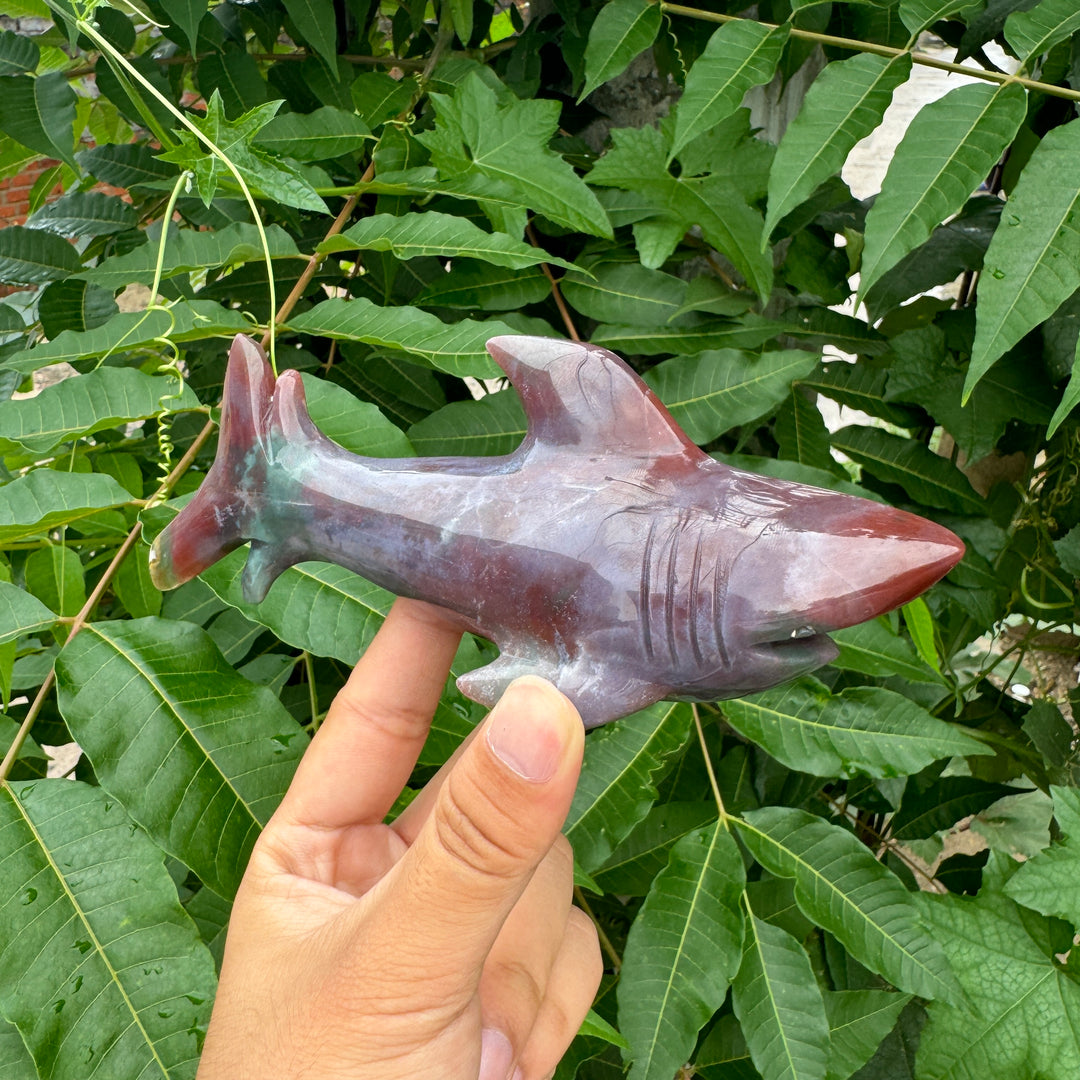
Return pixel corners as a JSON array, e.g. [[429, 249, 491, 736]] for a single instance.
[[1047, 339, 1080, 436], [764, 53, 912, 239], [300, 372, 414, 457], [564, 702, 694, 874], [320, 211, 575, 270], [0, 368, 201, 456], [0, 581, 56, 646], [285, 297, 511, 377], [0, 780, 217, 1078], [0, 71, 77, 169], [282, 0, 338, 71], [77, 142, 179, 188], [253, 105, 371, 161], [79, 221, 302, 290], [917, 883, 1080, 1079], [0, 470, 132, 543], [580, 1009, 631, 1050], [37, 278, 119, 338], [804, 360, 924, 428], [898, 0, 981, 35], [901, 597, 941, 674], [1, 301, 253, 374], [184, 885, 231, 972], [417, 72, 612, 238], [643, 349, 819, 444], [886, 325, 1054, 462], [580, 0, 663, 101], [114, 540, 163, 618], [732, 912, 829, 1080], [823, 990, 911, 1080], [351, 71, 415, 128], [736, 807, 961, 1002], [415, 260, 550, 310], [693, 1014, 756, 1079], [158, 91, 328, 213], [24, 544, 85, 618], [775, 386, 836, 473], [0, 224, 80, 286], [196, 50, 269, 119], [1054, 523, 1080, 579], [198, 549, 394, 666], [830, 618, 942, 684], [167, 0, 208, 55], [0, 28, 39, 76], [592, 316, 784, 356], [25, 189, 139, 238], [671, 20, 789, 161], [892, 776, 1016, 840], [1004, 0, 1080, 64], [1003, 786, 1080, 925], [858, 83, 1026, 301], [830, 425, 985, 514], [594, 801, 720, 895], [968, 117, 1080, 401], [55, 617, 307, 898], [408, 389, 526, 457], [562, 261, 686, 325], [722, 679, 983, 779], [618, 824, 746, 1080], [0, 1018, 35, 1080]]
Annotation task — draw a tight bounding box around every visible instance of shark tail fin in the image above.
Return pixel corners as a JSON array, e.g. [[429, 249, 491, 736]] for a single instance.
[[149, 335, 274, 593]]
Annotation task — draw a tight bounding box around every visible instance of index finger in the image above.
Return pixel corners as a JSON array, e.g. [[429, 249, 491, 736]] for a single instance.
[[275, 598, 464, 830]]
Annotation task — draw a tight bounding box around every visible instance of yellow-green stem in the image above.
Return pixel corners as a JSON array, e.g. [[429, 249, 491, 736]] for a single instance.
[[661, 4, 1080, 103], [77, 18, 280, 373], [692, 704, 728, 824]]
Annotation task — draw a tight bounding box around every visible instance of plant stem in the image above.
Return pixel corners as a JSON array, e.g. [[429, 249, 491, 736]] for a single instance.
[[261, 188, 364, 345], [661, 3, 1080, 103], [0, 165, 388, 785], [76, 18, 280, 373], [0, 420, 215, 784], [303, 652, 320, 731], [526, 221, 581, 341], [692, 704, 728, 823]]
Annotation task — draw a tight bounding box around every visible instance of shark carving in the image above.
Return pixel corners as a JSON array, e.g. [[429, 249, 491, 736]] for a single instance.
[[149, 334, 964, 727]]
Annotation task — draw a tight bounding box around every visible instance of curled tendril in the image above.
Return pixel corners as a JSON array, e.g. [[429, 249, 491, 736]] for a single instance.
[[1019, 564, 1075, 611], [151, 337, 185, 495]]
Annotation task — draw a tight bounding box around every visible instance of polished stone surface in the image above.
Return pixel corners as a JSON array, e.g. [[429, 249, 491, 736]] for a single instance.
[[150, 335, 964, 726]]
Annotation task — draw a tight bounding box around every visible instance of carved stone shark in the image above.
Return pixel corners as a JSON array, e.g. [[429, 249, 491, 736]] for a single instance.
[[149, 334, 964, 727]]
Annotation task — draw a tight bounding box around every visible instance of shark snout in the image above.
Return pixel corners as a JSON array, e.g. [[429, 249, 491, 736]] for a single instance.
[[724, 487, 965, 658]]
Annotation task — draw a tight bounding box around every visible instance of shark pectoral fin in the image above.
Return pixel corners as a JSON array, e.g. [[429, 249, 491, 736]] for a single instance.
[[241, 540, 301, 603], [457, 651, 665, 730], [456, 654, 562, 712]]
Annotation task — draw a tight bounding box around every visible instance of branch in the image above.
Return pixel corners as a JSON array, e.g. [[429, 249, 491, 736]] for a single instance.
[[662, 3, 1080, 103]]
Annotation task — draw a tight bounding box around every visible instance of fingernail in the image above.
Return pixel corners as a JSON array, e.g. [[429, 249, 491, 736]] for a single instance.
[[479, 1028, 514, 1080], [486, 677, 565, 783]]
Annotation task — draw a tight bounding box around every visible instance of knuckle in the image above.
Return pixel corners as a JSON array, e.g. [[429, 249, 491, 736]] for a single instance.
[[433, 770, 530, 880], [488, 956, 547, 1015], [333, 691, 432, 747]]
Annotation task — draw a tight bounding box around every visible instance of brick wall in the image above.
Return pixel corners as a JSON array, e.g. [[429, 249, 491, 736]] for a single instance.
[[0, 157, 129, 298], [0, 157, 65, 228]]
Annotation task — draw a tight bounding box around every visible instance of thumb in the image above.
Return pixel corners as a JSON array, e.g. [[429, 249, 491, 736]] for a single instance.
[[375, 676, 584, 978]]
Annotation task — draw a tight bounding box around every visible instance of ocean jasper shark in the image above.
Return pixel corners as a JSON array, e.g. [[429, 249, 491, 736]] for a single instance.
[[149, 334, 964, 727]]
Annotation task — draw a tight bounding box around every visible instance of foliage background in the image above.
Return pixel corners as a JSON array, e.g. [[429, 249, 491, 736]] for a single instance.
[[1, 0, 1080, 1077]]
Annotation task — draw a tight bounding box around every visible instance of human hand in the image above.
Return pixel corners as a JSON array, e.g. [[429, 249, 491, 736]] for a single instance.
[[196, 598, 602, 1080]]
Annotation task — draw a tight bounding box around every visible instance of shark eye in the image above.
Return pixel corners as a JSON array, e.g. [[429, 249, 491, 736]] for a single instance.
[[790, 625, 817, 640]]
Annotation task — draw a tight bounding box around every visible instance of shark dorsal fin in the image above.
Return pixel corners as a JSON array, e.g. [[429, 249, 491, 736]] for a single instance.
[[485, 336, 699, 457]]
